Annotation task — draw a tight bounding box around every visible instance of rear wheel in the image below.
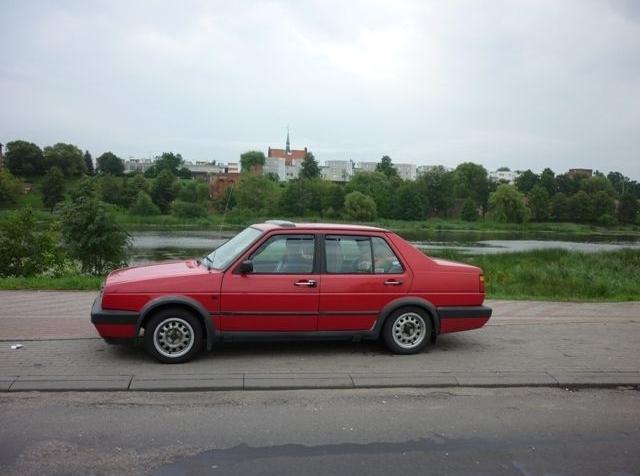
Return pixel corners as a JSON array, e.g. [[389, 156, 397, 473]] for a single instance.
[[144, 308, 203, 363], [382, 307, 432, 354]]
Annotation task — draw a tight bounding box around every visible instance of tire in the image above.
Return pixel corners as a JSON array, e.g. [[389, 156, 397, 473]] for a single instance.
[[143, 308, 203, 363], [382, 306, 432, 355]]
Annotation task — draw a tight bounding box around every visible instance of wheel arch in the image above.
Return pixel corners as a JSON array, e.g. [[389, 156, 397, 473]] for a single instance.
[[373, 297, 440, 340], [137, 296, 215, 350]]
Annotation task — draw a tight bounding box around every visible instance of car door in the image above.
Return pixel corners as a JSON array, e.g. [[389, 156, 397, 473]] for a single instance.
[[318, 234, 411, 331], [219, 233, 319, 332]]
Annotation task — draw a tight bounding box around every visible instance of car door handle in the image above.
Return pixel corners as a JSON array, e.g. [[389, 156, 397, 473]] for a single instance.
[[384, 279, 403, 286], [294, 279, 317, 288]]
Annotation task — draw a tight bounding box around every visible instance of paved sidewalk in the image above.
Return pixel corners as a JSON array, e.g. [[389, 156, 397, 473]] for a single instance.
[[0, 291, 639, 391]]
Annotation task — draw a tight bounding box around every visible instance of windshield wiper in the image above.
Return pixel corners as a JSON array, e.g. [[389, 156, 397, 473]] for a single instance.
[[202, 254, 214, 270]]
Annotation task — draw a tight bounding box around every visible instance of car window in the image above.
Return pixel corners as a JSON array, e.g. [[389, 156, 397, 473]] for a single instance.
[[325, 236, 373, 273], [372, 236, 404, 274], [250, 235, 315, 274]]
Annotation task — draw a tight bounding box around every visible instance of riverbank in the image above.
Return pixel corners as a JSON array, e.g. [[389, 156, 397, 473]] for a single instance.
[[1, 249, 638, 301]]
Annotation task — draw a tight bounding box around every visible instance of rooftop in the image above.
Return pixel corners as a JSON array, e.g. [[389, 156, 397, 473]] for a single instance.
[[254, 221, 388, 232]]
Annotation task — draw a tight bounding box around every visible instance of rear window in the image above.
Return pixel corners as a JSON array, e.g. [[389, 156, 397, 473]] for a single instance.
[[325, 235, 403, 274]]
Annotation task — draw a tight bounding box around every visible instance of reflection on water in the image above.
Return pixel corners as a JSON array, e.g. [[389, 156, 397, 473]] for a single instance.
[[129, 230, 640, 265]]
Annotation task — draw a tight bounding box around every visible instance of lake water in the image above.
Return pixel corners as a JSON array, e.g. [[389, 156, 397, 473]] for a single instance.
[[129, 230, 640, 264]]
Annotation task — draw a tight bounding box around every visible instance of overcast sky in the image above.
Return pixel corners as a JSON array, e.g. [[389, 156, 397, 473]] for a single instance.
[[1, 0, 639, 177]]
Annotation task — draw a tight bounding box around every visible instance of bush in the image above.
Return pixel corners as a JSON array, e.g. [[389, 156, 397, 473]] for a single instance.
[[0, 207, 66, 277], [343, 191, 377, 221], [129, 191, 161, 215], [60, 183, 131, 275], [42, 166, 66, 211], [460, 198, 478, 221], [171, 200, 208, 218], [488, 184, 529, 223], [0, 170, 23, 207], [597, 214, 617, 227]]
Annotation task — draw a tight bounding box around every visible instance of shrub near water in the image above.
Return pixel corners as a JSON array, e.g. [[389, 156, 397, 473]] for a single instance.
[[431, 249, 640, 301]]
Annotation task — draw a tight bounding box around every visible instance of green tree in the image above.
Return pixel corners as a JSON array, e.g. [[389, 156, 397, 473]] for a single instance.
[[393, 182, 425, 220], [171, 200, 208, 218], [155, 152, 184, 174], [0, 207, 65, 277], [568, 191, 594, 222], [41, 166, 66, 211], [607, 171, 629, 196], [99, 174, 124, 206], [96, 152, 124, 175], [489, 184, 529, 223], [581, 176, 614, 196], [0, 170, 23, 206], [235, 174, 280, 213], [515, 169, 539, 194], [129, 191, 160, 216], [122, 173, 148, 208], [539, 168, 556, 195], [453, 162, 489, 215], [592, 190, 615, 220], [178, 181, 200, 203], [150, 170, 178, 214], [460, 198, 478, 221], [177, 167, 192, 179], [43, 143, 86, 176], [84, 151, 95, 175], [556, 173, 581, 196], [375, 155, 398, 178], [346, 171, 394, 218], [618, 193, 639, 224], [414, 166, 455, 217], [5, 140, 44, 176], [528, 185, 550, 221], [550, 192, 571, 221], [279, 179, 313, 216], [300, 152, 321, 180], [240, 150, 266, 173], [343, 191, 377, 221], [60, 181, 130, 275]]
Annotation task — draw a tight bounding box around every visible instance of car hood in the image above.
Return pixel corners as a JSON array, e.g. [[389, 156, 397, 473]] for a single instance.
[[104, 260, 222, 293]]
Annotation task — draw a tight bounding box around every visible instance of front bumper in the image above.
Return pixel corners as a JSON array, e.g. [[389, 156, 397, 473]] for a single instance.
[[437, 305, 492, 334], [91, 292, 139, 344]]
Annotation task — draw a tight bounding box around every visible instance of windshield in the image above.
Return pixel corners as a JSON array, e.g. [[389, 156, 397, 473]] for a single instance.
[[203, 226, 263, 270]]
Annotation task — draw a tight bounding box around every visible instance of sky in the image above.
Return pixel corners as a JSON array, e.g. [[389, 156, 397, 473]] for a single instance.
[[1, 0, 639, 178]]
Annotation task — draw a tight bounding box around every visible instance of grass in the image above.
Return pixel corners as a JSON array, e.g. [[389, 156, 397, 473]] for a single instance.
[[1, 249, 638, 302]]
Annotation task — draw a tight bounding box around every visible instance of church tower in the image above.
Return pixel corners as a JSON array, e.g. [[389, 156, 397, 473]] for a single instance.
[[285, 127, 291, 154]]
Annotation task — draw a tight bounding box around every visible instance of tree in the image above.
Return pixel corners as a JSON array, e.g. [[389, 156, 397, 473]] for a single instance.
[[99, 174, 124, 206], [129, 191, 160, 216], [539, 168, 556, 195], [235, 174, 280, 213], [375, 156, 398, 178], [0, 170, 23, 206], [60, 181, 130, 275], [155, 152, 184, 174], [279, 179, 313, 216], [41, 166, 65, 211], [150, 170, 178, 214], [607, 171, 629, 196], [43, 143, 86, 176], [591, 190, 615, 220], [0, 207, 64, 277], [488, 184, 529, 223], [300, 152, 321, 179], [171, 200, 208, 218], [414, 166, 455, 217], [394, 182, 425, 220], [581, 176, 614, 196], [240, 150, 266, 173], [96, 152, 124, 175], [346, 171, 394, 218], [618, 193, 639, 224], [550, 192, 571, 221], [568, 191, 594, 222], [528, 185, 550, 221], [343, 191, 377, 221], [84, 151, 95, 175], [177, 167, 192, 179], [460, 198, 478, 221], [453, 162, 489, 215], [556, 173, 581, 196], [5, 140, 44, 176], [514, 169, 539, 194], [122, 173, 148, 208]]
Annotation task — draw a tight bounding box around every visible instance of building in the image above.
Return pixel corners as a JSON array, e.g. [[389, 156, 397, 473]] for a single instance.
[[209, 173, 241, 201], [356, 161, 378, 173], [568, 168, 593, 179], [321, 160, 354, 182], [356, 161, 417, 180], [265, 130, 308, 181], [124, 158, 154, 173], [184, 161, 229, 180], [489, 169, 521, 184]]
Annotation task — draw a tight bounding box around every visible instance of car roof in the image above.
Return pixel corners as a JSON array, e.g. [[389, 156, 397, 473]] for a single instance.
[[253, 221, 389, 233]]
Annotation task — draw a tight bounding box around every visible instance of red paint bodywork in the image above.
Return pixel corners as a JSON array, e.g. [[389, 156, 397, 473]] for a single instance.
[[94, 222, 490, 343]]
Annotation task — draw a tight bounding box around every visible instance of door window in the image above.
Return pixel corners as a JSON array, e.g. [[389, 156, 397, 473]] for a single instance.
[[372, 237, 404, 273], [250, 235, 315, 274], [325, 235, 403, 274]]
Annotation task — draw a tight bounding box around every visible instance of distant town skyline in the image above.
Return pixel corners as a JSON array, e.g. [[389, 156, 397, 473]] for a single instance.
[[1, 1, 639, 178]]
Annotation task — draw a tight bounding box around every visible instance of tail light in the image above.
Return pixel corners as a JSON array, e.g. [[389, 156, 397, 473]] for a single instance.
[[479, 274, 485, 293]]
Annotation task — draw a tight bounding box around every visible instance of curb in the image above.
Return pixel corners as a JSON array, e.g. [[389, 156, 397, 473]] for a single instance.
[[2, 371, 640, 392]]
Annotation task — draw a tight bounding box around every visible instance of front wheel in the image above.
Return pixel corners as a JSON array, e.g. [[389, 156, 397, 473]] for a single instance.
[[144, 308, 203, 363], [382, 307, 432, 354]]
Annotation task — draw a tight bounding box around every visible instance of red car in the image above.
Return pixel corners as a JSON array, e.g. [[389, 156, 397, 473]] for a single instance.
[[91, 221, 491, 363]]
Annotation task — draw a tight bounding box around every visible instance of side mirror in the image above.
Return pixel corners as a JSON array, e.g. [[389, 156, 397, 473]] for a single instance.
[[239, 260, 253, 274]]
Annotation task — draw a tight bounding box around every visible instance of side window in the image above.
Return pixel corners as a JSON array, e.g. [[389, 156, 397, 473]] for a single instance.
[[250, 235, 315, 274], [372, 237, 404, 274], [325, 236, 373, 274]]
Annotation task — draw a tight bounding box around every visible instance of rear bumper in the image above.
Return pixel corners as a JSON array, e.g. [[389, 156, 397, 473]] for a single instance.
[[437, 305, 492, 334], [91, 292, 139, 343]]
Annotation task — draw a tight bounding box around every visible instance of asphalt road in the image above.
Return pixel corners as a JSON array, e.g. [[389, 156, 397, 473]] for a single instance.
[[1, 387, 639, 476]]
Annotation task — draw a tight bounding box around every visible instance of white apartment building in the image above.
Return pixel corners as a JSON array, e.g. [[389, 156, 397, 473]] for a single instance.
[[321, 160, 354, 182], [124, 158, 154, 173], [395, 163, 417, 181], [489, 169, 521, 184], [264, 157, 287, 181]]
